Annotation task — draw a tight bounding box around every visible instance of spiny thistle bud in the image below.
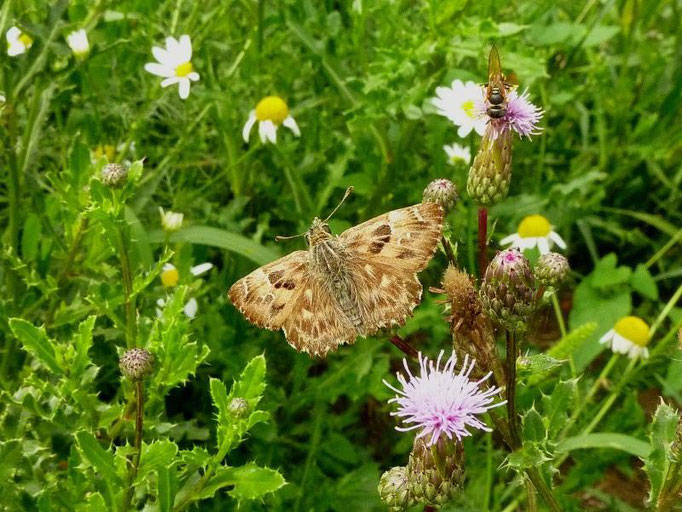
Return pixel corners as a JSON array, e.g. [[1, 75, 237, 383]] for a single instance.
[[423, 178, 459, 213], [534, 252, 570, 288], [466, 128, 512, 207], [228, 397, 249, 418], [119, 348, 154, 380], [101, 163, 127, 187], [480, 249, 535, 332], [407, 437, 465, 507], [378, 466, 414, 511], [443, 265, 482, 328]]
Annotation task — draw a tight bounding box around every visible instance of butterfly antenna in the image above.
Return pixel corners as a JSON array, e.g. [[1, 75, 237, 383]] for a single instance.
[[275, 232, 306, 242], [323, 186, 354, 222]]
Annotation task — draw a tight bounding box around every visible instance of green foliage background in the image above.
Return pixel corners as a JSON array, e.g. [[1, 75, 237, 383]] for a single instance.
[[1, 0, 681, 510]]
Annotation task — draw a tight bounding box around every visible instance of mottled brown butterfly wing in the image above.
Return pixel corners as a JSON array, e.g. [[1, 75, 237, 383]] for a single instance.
[[340, 202, 444, 333], [228, 201, 444, 357]]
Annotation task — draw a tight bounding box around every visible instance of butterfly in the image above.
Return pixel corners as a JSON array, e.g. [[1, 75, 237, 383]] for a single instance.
[[228, 189, 444, 357]]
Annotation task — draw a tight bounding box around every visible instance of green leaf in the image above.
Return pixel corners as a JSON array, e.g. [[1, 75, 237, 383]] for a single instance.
[[125, 206, 153, 268], [157, 466, 177, 512], [75, 431, 122, 486], [200, 463, 285, 501], [522, 408, 546, 442], [644, 403, 681, 505], [631, 264, 659, 300], [9, 318, 62, 374], [518, 353, 564, 378], [72, 316, 96, 379], [542, 379, 578, 437], [137, 440, 178, 480], [21, 214, 42, 262], [148, 226, 280, 266], [506, 442, 551, 470], [591, 253, 632, 289], [547, 322, 597, 361], [210, 378, 230, 418], [234, 354, 267, 401], [557, 433, 650, 459]]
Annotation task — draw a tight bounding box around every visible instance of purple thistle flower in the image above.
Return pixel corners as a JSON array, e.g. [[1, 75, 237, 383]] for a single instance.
[[486, 88, 543, 140], [384, 351, 505, 445]]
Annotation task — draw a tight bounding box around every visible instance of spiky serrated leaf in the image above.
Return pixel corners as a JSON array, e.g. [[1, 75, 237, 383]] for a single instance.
[[542, 378, 578, 437], [523, 408, 546, 442], [157, 466, 177, 512], [9, 318, 62, 374], [198, 463, 285, 501], [506, 442, 551, 470], [644, 403, 680, 505], [233, 354, 267, 401], [137, 440, 178, 481], [75, 431, 122, 486], [518, 353, 564, 378], [72, 316, 96, 379]]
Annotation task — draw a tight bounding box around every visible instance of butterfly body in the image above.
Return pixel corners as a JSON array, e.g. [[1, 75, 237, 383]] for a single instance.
[[229, 202, 444, 356]]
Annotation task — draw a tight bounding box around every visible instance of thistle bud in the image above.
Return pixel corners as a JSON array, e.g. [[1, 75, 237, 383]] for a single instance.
[[407, 437, 465, 507], [466, 128, 512, 207], [101, 163, 127, 187], [423, 178, 459, 213], [534, 252, 570, 288], [480, 249, 535, 332], [229, 397, 249, 418], [119, 348, 154, 380], [378, 466, 414, 511]]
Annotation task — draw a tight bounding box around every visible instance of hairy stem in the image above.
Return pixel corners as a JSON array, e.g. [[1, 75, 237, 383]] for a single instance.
[[506, 330, 521, 446], [388, 335, 419, 360], [477, 208, 488, 276]]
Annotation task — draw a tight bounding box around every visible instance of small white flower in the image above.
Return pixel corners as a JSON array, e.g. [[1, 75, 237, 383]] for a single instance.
[[190, 262, 213, 276], [184, 298, 198, 319], [500, 214, 566, 255], [6, 26, 33, 56], [443, 143, 471, 165], [243, 96, 300, 144], [159, 207, 184, 232], [66, 29, 89, 58], [599, 316, 651, 360], [431, 80, 487, 138], [0, 93, 5, 104], [144, 34, 199, 100]]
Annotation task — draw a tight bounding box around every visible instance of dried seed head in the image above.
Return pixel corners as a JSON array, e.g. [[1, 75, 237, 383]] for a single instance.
[[534, 252, 570, 288], [228, 397, 249, 418], [378, 466, 414, 511], [407, 437, 465, 507], [480, 249, 535, 332], [101, 163, 128, 187], [119, 348, 154, 380], [467, 128, 512, 207], [423, 178, 459, 213], [443, 265, 481, 322]]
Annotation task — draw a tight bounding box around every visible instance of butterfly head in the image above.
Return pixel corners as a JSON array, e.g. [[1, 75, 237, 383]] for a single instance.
[[306, 217, 334, 246]]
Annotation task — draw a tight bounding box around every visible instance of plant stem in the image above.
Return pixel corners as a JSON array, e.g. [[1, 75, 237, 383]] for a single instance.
[[119, 227, 135, 349], [441, 236, 457, 266], [583, 357, 637, 435], [525, 478, 538, 512], [477, 208, 488, 276], [526, 467, 562, 512], [123, 380, 144, 512], [550, 293, 567, 338], [506, 330, 521, 446], [388, 335, 419, 360]]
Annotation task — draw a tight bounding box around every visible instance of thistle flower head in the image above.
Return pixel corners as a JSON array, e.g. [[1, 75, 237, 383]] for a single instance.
[[534, 252, 570, 288], [486, 89, 543, 140], [408, 436, 465, 507], [422, 178, 459, 213], [119, 348, 154, 380], [378, 466, 414, 511], [101, 163, 127, 187], [384, 351, 504, 445], [229, 397, 250, 418]]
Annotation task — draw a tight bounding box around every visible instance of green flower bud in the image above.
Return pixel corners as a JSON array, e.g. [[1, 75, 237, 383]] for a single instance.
[[119, 348, 154, 380], [228, 397, 249, 418], [407, 437, 465, 507], [480, 249, 535, 332], [423, 178, 459, 213], [534, 252, 570, 288], [101, 163, 128, 187], [467, 129, 512, 207], [378, 466, 414, 511]]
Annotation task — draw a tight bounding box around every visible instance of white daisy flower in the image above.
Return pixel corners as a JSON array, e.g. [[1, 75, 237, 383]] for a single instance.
[[144, 34, 199, 100], [500, 214, 566, 255], [599, 316, 651, 360], [6, 26, 33, 56], [431, 80, 487, 138], [243, 96, 300, 144], [443, 143, 471, 165], [66, 29, 89, 58], [159, 207, 184, 232]]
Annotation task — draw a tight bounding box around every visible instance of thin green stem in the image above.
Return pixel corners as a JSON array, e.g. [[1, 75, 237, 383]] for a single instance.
[[123, 380, 144, 512], [650, 282, 682, 338], [551, 293, 567, 338], [506, 330, 521, 447], [525, 478, 538, 512], [477, 208, 488, 276], [119, 229, 135, 348]]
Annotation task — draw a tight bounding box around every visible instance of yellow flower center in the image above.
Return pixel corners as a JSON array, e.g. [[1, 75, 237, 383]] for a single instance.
[[18, 33, 33, 48], [255, 96, 289, 124], [461, 100, 475, 118], [161, 267, 179, 288], [614, 316, 650, 347], [175, 62, 193, 77], [518, 215, 551, 238]]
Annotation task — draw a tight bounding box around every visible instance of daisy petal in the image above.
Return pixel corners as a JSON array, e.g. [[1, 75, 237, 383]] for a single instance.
[[178, 78, 191, 99], [145, 62, 175, 77], [178, 34, 192, 62], [283, 115, 300, 137], [243, 111, 257, 143], [152, 46, 171, 66], [160, 76, 180, 88], [190, 262, 213, 276]]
